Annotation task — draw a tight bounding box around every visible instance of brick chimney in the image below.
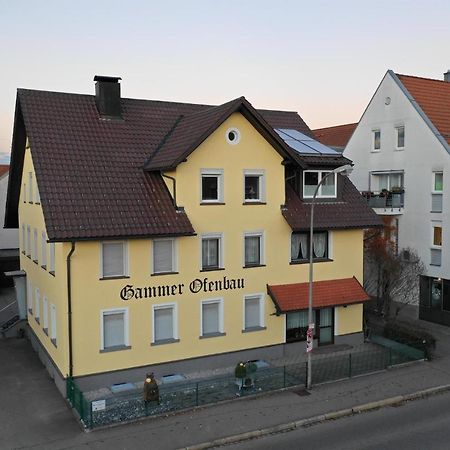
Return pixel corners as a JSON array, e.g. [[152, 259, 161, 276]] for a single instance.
[[94, 75, 122, 119]]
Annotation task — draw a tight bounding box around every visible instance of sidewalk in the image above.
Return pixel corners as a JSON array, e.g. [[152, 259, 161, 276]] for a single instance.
[[3, 306, 450, 450]]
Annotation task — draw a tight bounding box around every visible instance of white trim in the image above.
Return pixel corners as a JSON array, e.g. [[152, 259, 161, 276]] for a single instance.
[[152, 238, 177, 274], [26, 226, 31, 256], [41, 232, 47, 268], [50, 303, 57, 341], [200, 297, 224, 336], [43, 296, 48, 330], [21, 225, 25, 254], [32, 228, 38, 262], [225, 127, 241, 145], [34, 287, 40, 319], [100, 307, 129, 350], [243, 293, 265, 330], [49, 242, 55, 273], [243, 230, 265, 266], [200, 232, 224, 270], [28, 172, 33, 201], [100, 241, 128, 278], [27, 279, 32, 312], [200, 168, 224, 203], [243, 169, 266, 203], [432, 171, 444, 194], [152, 302, 178, 343], [303, 170, 337, 198]]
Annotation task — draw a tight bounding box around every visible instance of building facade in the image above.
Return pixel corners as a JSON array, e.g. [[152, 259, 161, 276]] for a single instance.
[[6, 77, 379, 393], [342, 70, 450, 325]]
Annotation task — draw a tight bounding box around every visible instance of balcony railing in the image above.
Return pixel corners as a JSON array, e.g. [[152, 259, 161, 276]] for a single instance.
[[361, 190, 405, 210]]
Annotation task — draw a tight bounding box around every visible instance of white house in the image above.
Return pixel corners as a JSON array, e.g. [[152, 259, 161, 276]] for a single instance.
[[342, 70, 450, 325]]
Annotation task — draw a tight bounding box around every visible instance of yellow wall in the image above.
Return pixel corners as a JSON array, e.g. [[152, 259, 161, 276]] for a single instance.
[[19, 146, 69, 376], [336, 304, 363, 335], [21, 113, 365, 378]]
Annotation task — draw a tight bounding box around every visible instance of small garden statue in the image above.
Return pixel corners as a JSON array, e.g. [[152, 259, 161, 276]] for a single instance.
[[143, 372, 160, 405]]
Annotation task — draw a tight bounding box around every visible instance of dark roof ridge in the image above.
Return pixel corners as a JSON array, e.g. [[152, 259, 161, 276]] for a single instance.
[[256, 107, 299, 114], [313, 122, 358, 131]]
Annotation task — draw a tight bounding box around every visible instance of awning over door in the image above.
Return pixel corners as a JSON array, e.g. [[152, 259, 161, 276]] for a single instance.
[[267, 277, 369, 313]]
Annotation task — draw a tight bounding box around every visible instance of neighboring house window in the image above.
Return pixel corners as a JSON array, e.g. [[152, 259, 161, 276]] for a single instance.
[[201, 169, 224, 203], [27, 279, 32, 313], [376, 172, 403, 191], [101, 241, 127, 278], [43, 296, 48, 332], [244, 232, 264, 267], [244, 170, 265, 203], [433, 172, 443, 193], [303, 171, 336, 198], [201, 234, 223, 270], [41, 232, 47, 268], [396, 126, 405, 149], [291, 231, 329, 262], [50, 304, 57, 345], [152, 304, 178, 344], [372, 129, 381, 151], [49, 243, 55, 274], [21, 225, 25, 254], [28, 172, 33, 202], [244, 295, 264, 331], [32, 228, 38, 262], [34, 288, 40, 322], [152, 239, 176, 274], [101, 308, 129, 351], [201, 298, 224, 337], [432, 224, 442, 247], [26, 226, 31, 256]]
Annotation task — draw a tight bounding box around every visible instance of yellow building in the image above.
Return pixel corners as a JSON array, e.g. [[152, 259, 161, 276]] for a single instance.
[[5, 76, 380, 393]]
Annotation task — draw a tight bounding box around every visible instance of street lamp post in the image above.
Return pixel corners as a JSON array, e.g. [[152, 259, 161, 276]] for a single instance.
[[306, 164, 353, 390]]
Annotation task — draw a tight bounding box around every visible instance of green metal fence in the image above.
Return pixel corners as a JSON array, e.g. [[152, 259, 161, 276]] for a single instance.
[[67, 341, 425, 429]]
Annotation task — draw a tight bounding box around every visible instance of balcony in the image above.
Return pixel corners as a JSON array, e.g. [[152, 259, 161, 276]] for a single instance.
[[361, 189, 404, 215]]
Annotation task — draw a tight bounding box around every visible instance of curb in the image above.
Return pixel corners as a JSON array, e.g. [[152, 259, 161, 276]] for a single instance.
[[183, 383, 450, 450]]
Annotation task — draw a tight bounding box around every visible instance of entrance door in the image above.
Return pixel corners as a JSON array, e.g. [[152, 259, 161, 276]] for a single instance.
[[318, 308, 334, 345]]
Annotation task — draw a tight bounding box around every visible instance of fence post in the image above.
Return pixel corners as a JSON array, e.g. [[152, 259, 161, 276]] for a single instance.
[[196, 382, 199, 407], [283, 365, 286, 388], [348, 353, 352, 378], [305, 361, 308, 388], [79, 389, 84, 421]]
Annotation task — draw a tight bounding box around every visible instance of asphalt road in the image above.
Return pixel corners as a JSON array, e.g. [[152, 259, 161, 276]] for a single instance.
[[228, 391, 450, 450]]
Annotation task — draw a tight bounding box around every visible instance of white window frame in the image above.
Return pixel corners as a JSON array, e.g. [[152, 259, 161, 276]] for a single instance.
[[27, 279, 32, 313], [200, 169, 224, 203], [32, 228, 38, 262], [21, 225, 26, 254], [43, 296, 48, 332], [372, 129, 381, 152], [35, 183, 40, 203], [28, 172, 33, 202], [225, 127, 241, 145], [200, 233, 224, 270], [23, 183, 27, 203], [50, 303, 57, 344], [49, 242, 55, 274], [432, 171, 444, 193], [41, 232, 47, 268], [395, 125, 405, 150], [34, 288, 40, 321], [100, 307, 129, 350], [152, 303, 178, 344], [243, 294, 265, 331], [152, 238, 177, 274], [303, 170, 337, 198], [431, 222, 442, 249], [26, 226, 31, 256], [243, 169, 266, 203], [243, 231, 265, 267], [200, 298, 224, 337], [100, 241, 128, 278]]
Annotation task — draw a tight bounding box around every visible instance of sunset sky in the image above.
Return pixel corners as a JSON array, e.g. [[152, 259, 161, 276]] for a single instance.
[[1, 0, 449, 162]]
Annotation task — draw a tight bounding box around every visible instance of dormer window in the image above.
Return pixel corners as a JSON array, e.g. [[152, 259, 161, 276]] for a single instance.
[[303, 171, 336, 198]]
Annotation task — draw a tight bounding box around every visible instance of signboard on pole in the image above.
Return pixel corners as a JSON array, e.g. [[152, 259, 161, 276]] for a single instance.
[[306, 323, 315, 353]]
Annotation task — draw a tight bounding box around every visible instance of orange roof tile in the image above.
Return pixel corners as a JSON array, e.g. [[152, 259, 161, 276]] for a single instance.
[[312, 123, 357, 148], [267, 277, 369, 313], [0, 165, 9, 177], [397, 74, 450, 145]]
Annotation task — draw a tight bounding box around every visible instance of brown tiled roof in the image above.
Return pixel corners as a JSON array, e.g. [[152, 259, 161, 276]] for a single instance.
[[267, 277, 369, 313], [396, 74, 450, 145], [0, 165, 9, 178], [313, 123, 358, 149], [282, 178, 382, 231]]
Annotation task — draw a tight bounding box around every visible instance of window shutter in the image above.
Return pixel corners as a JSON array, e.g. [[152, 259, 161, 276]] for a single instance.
[[245, 297, 260, 329], [155, 308, 173, 341], [154, 240, 173, 273], [102, 242, 124, 277], [103, 312, 125, 348], [202, 302, 220, 334]]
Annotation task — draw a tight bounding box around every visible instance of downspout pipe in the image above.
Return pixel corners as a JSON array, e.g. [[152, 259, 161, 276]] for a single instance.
[[67, 241, 76, 379], [161, 172, 177, 208]]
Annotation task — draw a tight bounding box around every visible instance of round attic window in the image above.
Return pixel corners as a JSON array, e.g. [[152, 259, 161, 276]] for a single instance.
[[385, 97, 391, 105], [226, 128, 241, 145]]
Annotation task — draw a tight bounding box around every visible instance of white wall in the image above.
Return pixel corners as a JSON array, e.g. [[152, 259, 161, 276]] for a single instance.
[[345, 72, 449, 281], [0, 174, 19, 249]]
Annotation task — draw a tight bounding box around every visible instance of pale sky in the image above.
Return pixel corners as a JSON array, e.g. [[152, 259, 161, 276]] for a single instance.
[[1, 0, 449, 162]]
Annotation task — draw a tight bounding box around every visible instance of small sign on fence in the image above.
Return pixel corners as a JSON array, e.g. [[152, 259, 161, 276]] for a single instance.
[[92, 399, 106, 412], [306, 323, 315, 353]]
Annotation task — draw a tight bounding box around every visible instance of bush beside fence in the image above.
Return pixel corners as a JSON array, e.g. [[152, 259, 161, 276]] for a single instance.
[[67, 339, 425, 429]]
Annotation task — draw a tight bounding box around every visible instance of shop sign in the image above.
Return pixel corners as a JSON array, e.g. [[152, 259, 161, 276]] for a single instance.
[[120, 276, 245, 301]]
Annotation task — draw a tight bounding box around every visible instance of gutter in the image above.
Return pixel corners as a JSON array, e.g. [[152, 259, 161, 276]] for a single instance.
[[67, 242, 76, 378]]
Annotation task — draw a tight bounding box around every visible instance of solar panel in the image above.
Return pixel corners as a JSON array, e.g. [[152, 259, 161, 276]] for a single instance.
[[275, 128, 339, 156]]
